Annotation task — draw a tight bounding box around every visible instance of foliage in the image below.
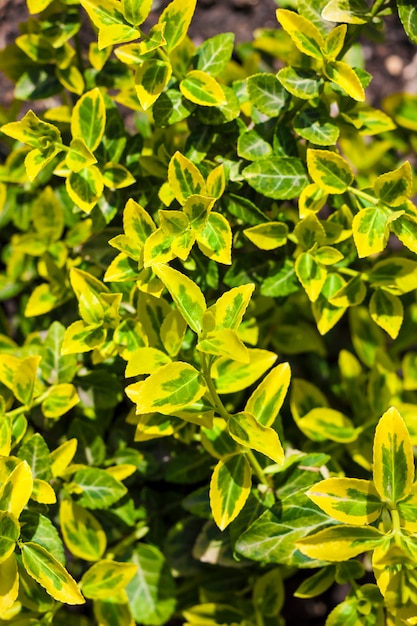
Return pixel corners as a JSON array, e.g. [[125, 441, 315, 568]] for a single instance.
[[0, 0, 417, 623]]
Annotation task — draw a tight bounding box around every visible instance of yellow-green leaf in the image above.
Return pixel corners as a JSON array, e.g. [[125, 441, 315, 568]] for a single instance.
[[244, 222, 288, 250], [0, 553, 19, 614], [0, 460, 33, 518], [41, 383, 79, 419], [212, 348, 277, 394], [125, 347, 172, 377], [228, 412, 284, 465], [135, 60, 172, 111], [31, 479, 56, 505], [276, 9, 325, 59], [122, 0, 153, 26], [295, 251, 327, 302], [209, 454, 251, 530], [21, 541, 85, 605], [125, 362, 207, 415], [158, 0, 197, 52], [374, 161, 413, 207], [168, 151, 206, 205], [306, 478, 382, 525], [324, 61, 365, 101], [369, 290, 403, 339], [297, 407, 357, 443], [102, 162, 135, 189], [0, 513, 20, 565], [180, 70, 226, 107], [60, 499, 106, 562], [61, 320, 106, 355], [81, 560, 138, 599], [245, 362, 291, 428], [352, 206, 391, 258], [66, 166, 104, 213], [296, 526, 383, 562], [153, 264, 206, 334], [196, 211, 232, 265], [50, 439, 78, 478], [209, 283, 255, 332], [307, 149, 354, 194], [71, 87, 106, 152], [373, 406, 414, 505], [197, 328, 249, 363]]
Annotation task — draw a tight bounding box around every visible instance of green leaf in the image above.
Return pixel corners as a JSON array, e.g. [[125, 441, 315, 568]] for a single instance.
[[81, 560, 137, 599], [369, 289, 403, 339], [0, 461, 33, 518], [61, 320, 107, 354], [125, 362, 207, 415], [294, 565, 336, 599], [0, 354, 41, 407], [135, 60, 172, 111], [102, 162, 135, 189], [195, 32, 234, 77], [397, 0, 417, 43], [196, 211, 232, 265], [294, 107, 340, 146], [209, 454, 251, 530], [66, 166, 104, 213], [277, 67, 323, 100], [296, 526, 383, 562], [41, 383, 79, 418], [246, 73, 289, 117], [373, 161, 413, 206], [198, 328, 249, 363], [71, 87, 106, 152], [168, 151, 206, 205], [295, 251, 327, 302], [243, 157, 308, 200], [0, 512, 20, 565], [125, 543, 176, 625], [307, 149, 354, 194], [72, 467, 127, 509], [324, 61, 365, 101], [306, 478, 382, 525], [245, 363, 291, 428], [180, 70, 226, 107], [253, 568, 285, 616], [209, 283, 254, 331], [212, 348, 277, 394], [20, 511, 65, 566], [373, 406, 414, 505], [243, 222, 288, 250], [276, 9, 325, 59], [21, 542, 85, 604], [228, 412, 284, 465], [18, 433, 51, 480], [352, 206, 391, 258], [153, 264, 206, 334], [158, 0, 196, 52], [237, 129, 272, 161]]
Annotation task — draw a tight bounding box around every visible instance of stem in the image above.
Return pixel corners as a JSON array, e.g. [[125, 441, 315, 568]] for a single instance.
[[348, 186, 379, 206], [246, 449, 270, 487]]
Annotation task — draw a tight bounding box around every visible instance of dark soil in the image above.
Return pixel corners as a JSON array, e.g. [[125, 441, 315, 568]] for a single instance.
[[1, 0, 416, 110]]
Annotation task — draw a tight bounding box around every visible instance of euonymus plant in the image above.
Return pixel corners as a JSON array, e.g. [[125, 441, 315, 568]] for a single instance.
[[0, 0, 417, 623]]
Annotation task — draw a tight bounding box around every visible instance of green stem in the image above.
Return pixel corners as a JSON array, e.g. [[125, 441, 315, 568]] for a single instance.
[[105, 524, 149, 560], [348, 186, 379, 206], [246, 449, 270, 487]]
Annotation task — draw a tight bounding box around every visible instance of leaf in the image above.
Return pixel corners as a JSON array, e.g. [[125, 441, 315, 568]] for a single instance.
[[126, 362, 207, 416], [42, 383, 79, 418], [228, 412, 284, 465], [374, 161, 413, 206], [0, 512, 20, 564], [243, 157, 308, 200], [135, 60, 172, 111], [373, 406, 414, 505], [295, 251, 327, 302], [294, 107, 340, 146], [80, 0, 126, 30], [0, 355, 41, 407], [352, 206, 390, 258], [153, 264, 206, 334], [246, 73, 289, 117], [71, 87, 106, 151], [21, 541, 85, 605], [197, 328, 249, 363], [296, 526, 383, 562], [307, 149, 354, 194], [102, 162, 135, 189], [122, 0, 153, 26], [324, 61, 365, 101], [306, 478, 382, 525], [238, 129, 272, 161], [40, 322, 78, 385], [61, 320, 106, 355], [60, 499, 106, 561], [209, 454, 251, 530], [0, 553, 19, 613], [212, 348, 277, 394], [243, 222, 288, 250], [209, 283, 255, 331], [20, 510, 65, 566], [81, 560, 138, 599], [196, 211, 232, 264], [0, 461, 33, 517], [397, 0, 417, 43], [276, 9, 325, 59], [180, 70, 226, 107], [322, 0, 370, 24], [168, 151, 206, 205], [369, 290, 403, 339], [294, 565, 335, 599], [1, 109, 62, 150], [72, 467, 127, 509], [253, 568, 285, 616], [66, 166, 104, 213], [93, 597, 134, 626], [158, 0, 196, 52], [277, 67, 323, 100], [195, 32, 235, 77], [245, 363, 291, 428], [125, 347, 172, 377], [125, 543, 176, 625], [19, 433, 52, 481]]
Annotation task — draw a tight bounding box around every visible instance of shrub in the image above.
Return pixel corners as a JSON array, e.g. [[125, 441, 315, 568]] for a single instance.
[[1, 0, 417, 624]]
